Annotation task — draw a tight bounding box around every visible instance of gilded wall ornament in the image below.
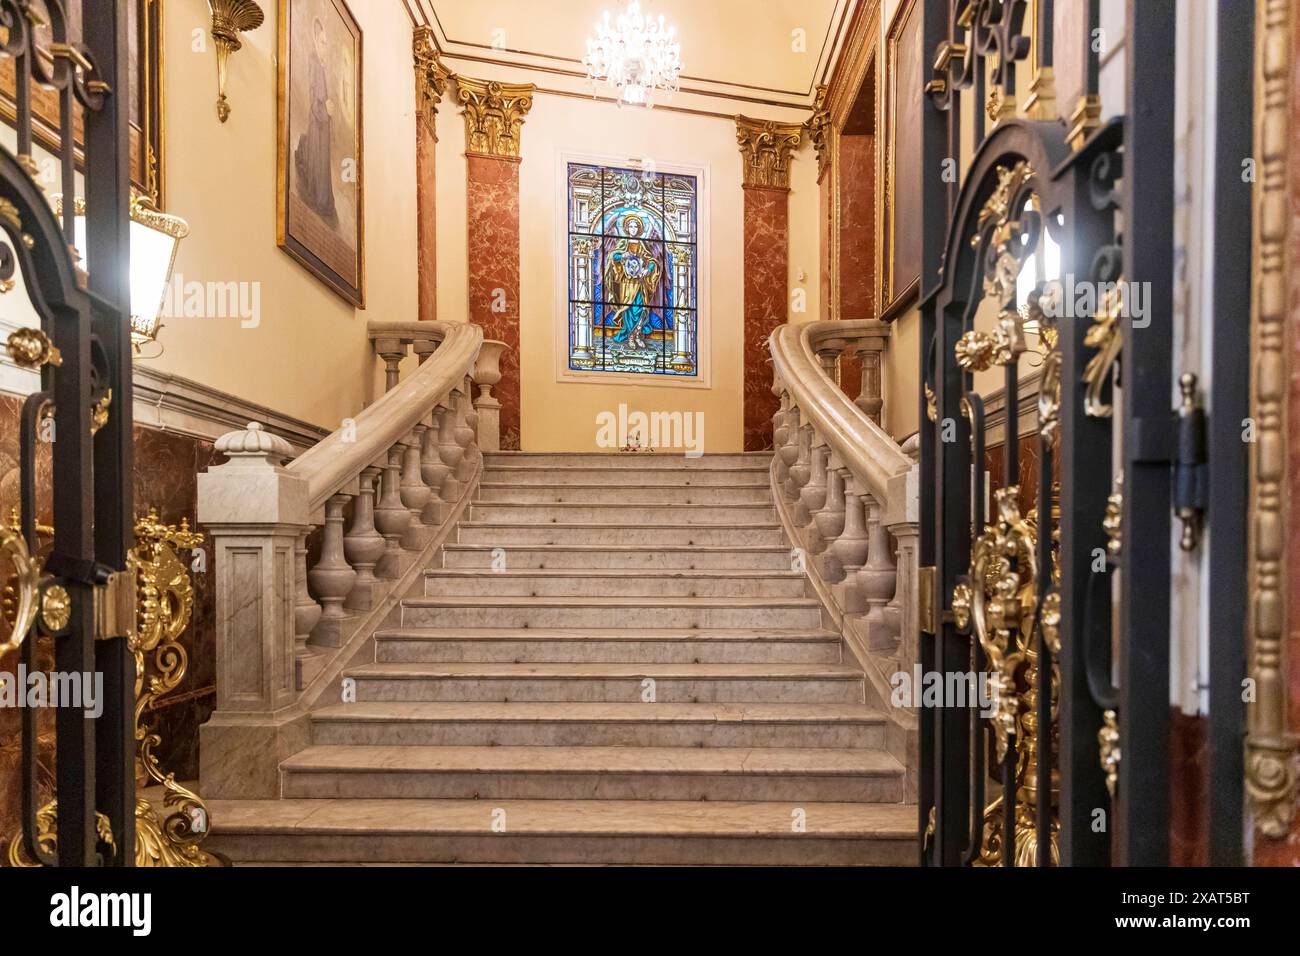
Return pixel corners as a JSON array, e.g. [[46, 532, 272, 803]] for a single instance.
[[456, 75, 535, 160], [735, 116, 804, 190]]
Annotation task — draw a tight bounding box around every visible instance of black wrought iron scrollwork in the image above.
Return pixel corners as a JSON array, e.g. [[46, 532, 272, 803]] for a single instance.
[[1, 0, 136, 867], [927, 0, 1033, 112]]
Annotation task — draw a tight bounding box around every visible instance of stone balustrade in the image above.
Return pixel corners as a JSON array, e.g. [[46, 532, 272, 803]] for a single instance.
[[196, 320, 491, 798], [768, 320, 920, 788], [806, 318, 890, 425]]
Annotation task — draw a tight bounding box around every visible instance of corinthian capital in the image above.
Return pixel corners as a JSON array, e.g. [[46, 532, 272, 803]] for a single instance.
[[455, 75, 536, 159], [413, 26, 452, 115], [735, 115, 804, 190]]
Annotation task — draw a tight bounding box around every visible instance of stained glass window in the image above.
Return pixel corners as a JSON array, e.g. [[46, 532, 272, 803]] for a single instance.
[[566, 162, 698, 377]]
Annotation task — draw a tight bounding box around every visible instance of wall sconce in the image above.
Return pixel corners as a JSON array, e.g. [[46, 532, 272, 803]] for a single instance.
[[207, 0, 265, 123], [52, 194, 190, 349]]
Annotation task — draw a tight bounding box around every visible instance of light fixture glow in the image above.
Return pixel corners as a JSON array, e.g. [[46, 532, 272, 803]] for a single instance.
[[53, 194, 189, 349], [583, 1, 683, 109]]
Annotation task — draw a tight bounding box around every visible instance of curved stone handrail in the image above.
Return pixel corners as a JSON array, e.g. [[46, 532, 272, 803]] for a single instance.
[[767, 319, 921, 780], [289, 320, 483, 513], [769, 321, 911, 503]]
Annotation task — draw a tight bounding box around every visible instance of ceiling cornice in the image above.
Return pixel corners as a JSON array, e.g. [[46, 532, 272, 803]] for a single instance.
[[404, 0, 864, 114]]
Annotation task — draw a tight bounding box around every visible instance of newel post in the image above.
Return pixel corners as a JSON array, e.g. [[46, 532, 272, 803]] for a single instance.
[[197, 422, 311, 798], [883, 434, 922, 676], [472, 339, 509, 452]]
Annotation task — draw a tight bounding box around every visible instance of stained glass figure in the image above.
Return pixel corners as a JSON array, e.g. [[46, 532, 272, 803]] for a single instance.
[[567, 162, 698, 376]]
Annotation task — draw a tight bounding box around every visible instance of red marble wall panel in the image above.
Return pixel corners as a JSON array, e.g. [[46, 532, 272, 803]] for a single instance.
[[838, 133, 876, 319], [743, 185, 789, 451], [417, 111, 438, 323], [467, 153, 523, 449]]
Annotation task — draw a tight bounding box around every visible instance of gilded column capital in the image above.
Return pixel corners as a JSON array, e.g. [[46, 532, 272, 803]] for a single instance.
[[413, 26, 453, 115], [805, 85, 831, 178], [455, 74, 535, 160], [736, 115, 804, 190]]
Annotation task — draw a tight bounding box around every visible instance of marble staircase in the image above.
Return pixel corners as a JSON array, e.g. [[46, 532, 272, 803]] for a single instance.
[[207, 452, 915, 865]]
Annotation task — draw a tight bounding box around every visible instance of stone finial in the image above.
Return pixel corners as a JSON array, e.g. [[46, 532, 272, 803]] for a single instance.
[[413, 25, 452, 115], [455, 75, 535, 159], [736, 115, 804, 190], [214, 422, 293, 468], [805, 85, 831, 179]]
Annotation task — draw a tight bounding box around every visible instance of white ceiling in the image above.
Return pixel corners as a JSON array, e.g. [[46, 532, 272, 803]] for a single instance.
[[407, 0, 852, 109]]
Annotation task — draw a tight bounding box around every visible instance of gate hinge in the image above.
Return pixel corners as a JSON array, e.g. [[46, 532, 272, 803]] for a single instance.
[[1174, 372, 1208, 551], [919, 566, 937, 634]]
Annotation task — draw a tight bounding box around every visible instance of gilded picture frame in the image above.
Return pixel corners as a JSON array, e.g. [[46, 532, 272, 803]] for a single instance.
[[879, 0, 923, 320], [276, 0, 365, 308], [0, 0, 165, 206]]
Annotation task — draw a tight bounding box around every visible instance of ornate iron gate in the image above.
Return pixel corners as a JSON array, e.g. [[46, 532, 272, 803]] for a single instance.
[[916, 0, 1251, 867], [0, 0, 137, 865]]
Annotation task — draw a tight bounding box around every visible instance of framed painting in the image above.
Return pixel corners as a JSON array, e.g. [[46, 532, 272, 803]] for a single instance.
[[277, 0, 364, 307], [879, 0, 923, 320], [0, 0, 165, 205]]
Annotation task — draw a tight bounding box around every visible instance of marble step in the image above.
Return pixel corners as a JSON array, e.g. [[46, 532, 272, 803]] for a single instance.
[[421, 568, 807, 599], [469, 501, 777, 525], [344, 662, 866, 703], [374, 626, 841, 664], [456, 522, 786, 546], [441, 544, 795, 571], [206, 798, 918, 865], [279, 745, 905, 802], [309, 702, 885, 748], [483, 452, 769, 470], [399, 596, 824, 629], [476, 482, 771, 504], [483, 466, 769, 486]]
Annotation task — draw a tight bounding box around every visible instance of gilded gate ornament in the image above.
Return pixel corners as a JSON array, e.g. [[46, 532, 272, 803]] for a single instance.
[[6, 509, 215, 867], [1083, 280, 1124, 418], [956, 486, 1061, 866], [130, 510, 215, 867]]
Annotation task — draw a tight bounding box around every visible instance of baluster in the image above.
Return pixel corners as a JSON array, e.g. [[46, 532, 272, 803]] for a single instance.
[[787, 420, 813, 512], [344, 465, 386, 610], [374, 444, 412, 578], [858, 493, 898, 647], [400, 427, 434, 550], [778, 403, 801, 500], [307, 493, 357, 647], [376, 337, 408, 392], [800, 442, 829, 544], [811, 454, 845, 562], [454, 380, 477, 480], [412, 338, 437, 366], [773, 392, 792, 483], [421, 410, 450, 524], [830, 470, 870, 608], [294, 530, 321, 658], [437, 394, 466, 501], [854, 340, 885, 424]]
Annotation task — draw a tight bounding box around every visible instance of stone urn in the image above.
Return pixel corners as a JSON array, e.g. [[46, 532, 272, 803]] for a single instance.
[[474, 339, 509, 403]]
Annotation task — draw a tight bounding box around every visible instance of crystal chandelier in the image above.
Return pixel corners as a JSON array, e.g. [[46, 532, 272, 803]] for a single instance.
[[583, 1, 683, 108]]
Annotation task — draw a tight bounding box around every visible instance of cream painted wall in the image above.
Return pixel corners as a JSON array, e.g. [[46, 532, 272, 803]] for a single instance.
[[136, 0, 418, 429], [435, 91, 820, 452]]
